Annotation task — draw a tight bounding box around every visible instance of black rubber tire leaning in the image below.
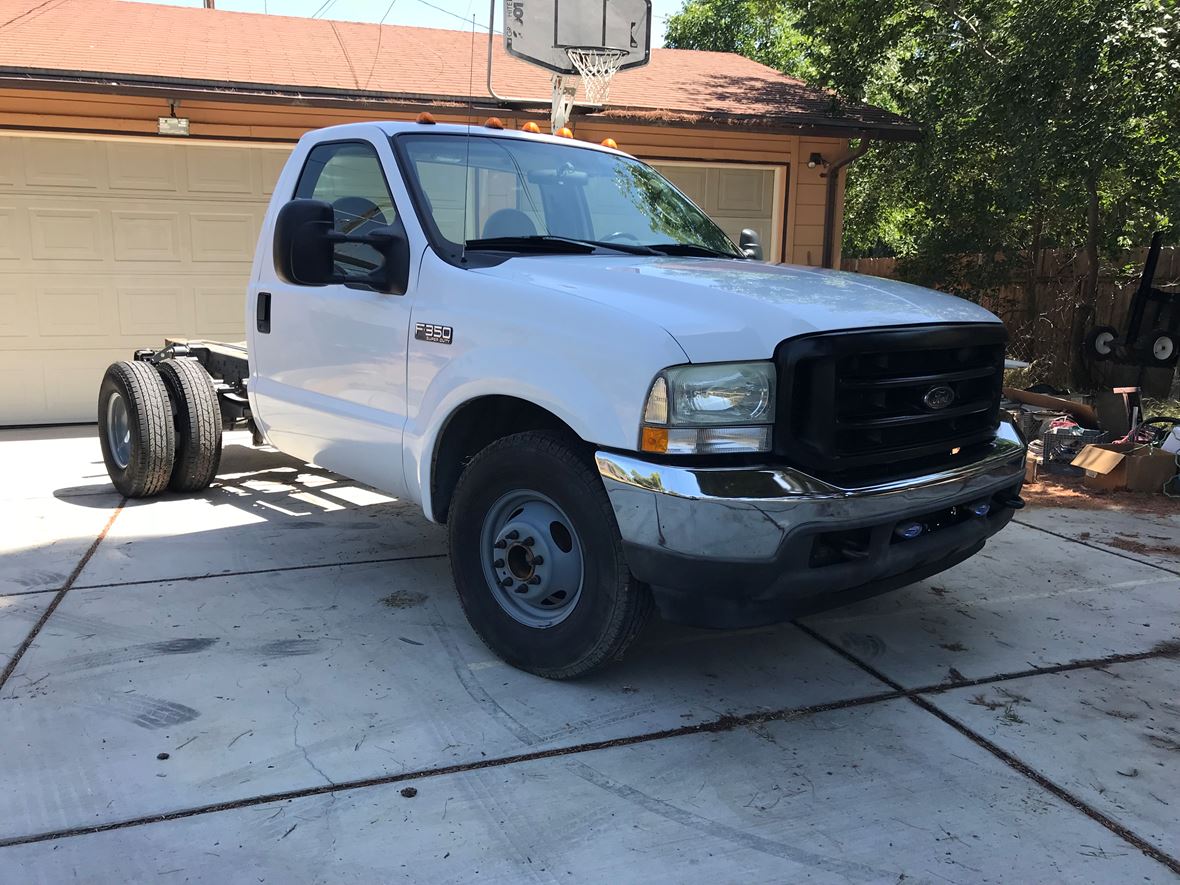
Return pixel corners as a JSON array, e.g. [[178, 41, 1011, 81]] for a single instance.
[[158, 357, 223, 492], [1085, 324, 1118, 361], [447, 431, 653, 679], [97, 360, 175, 498]]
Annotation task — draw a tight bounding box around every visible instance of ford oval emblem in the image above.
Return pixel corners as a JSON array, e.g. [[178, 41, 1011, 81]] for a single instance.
[[923, 385, 956, 410]]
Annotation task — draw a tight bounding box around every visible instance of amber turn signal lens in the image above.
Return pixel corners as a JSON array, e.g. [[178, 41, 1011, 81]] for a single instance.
[[521, 121, 542, 133], [556, 126, 574, 138], [416, 112, 436, 124], [600, 137, 618, 149], [641, 427, 669, 454]]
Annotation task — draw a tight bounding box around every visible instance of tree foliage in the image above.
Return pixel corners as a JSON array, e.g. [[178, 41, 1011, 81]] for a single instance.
[[666, 0, 1180, 298]]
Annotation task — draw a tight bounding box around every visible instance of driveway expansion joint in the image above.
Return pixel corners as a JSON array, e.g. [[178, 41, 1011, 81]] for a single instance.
[[2, 638, 1178, 852], [1014, 518, 1180, 578], [0, 498, 125, 694], [792, 620, 1180, 876]]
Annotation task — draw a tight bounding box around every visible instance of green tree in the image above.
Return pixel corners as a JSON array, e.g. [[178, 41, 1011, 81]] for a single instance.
[[667, 0, 1180, 383]]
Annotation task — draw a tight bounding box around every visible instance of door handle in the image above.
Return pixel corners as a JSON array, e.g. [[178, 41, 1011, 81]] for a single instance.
[[256, 292, 271, 334]]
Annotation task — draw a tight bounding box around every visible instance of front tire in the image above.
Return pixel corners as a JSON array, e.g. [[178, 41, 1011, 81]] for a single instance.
[[447, 431, 652, 679], [97, 360, 175, 498]]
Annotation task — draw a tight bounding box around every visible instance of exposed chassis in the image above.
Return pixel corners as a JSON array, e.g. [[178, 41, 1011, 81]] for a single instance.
[[133, 338, 261, 443]]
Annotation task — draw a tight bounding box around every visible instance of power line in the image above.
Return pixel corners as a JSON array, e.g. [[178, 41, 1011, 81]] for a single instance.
[[412, 0, 499, 33], [362, 0, 399, 90]]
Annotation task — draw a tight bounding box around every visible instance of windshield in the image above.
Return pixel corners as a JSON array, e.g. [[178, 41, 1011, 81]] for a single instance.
[[397, 133, 742, 259]]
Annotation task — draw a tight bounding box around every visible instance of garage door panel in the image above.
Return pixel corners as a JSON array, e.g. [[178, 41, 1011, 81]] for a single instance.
[[194, 284, 247, 336], [0, 282, 36, 338], [111, 210, 183, 262], [117, 285, 195, 337], [107, 142, 183, 192], [260, 151, 289, 196], [23, 138, 102, 189], [29, 208, 105, 261], [0, 207, 24, 260], [36, 283, 112, 337], [0, 138, 17, 187], [0, 360, 48, 424], [190, 212, 257, 262], [715, 169, 771, 215], [186, 147, 256, 195]]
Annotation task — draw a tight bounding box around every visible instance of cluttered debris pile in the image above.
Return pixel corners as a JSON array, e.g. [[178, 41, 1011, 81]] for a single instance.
[[1005, 385, 1180, 495]]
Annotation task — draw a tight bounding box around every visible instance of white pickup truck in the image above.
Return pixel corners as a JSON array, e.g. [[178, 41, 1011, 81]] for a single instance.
[[97, 119, 1027, 678]]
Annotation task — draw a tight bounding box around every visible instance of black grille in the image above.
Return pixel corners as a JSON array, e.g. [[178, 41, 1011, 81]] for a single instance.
[[775, 324, 1007, 480]]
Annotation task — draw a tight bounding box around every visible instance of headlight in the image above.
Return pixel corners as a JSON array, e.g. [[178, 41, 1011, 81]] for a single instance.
[[640, 362, 775, 454]]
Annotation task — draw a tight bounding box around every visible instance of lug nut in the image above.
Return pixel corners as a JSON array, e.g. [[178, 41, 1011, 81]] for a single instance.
[[506, 530, 519, 540], [494, 539, 507, 549], [516, 583, 529, 594], [493, 559, 504, 568], [523, 536, 534, 547], [500, 577, 513, 587], [532, 556, 544, 565], [528, 576, 541, 585]]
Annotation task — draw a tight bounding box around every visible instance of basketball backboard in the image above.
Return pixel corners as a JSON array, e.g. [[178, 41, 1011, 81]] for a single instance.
[[504, 0, 652, 75]]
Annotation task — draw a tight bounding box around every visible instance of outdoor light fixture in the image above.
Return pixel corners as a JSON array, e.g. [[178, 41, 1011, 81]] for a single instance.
[[157, 117, 190, 136], [807, 152, 827, 169]]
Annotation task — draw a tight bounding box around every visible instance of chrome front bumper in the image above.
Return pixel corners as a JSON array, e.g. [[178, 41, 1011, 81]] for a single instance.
[[595, 419, 1027, 626]]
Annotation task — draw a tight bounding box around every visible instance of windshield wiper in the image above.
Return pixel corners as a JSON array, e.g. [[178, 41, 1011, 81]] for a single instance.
[[642, 242, 743, 259], [463, 235, 658, 255]]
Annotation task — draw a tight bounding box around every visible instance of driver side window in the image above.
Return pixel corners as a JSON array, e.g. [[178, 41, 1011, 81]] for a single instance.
[[294, 142, 397, 280]]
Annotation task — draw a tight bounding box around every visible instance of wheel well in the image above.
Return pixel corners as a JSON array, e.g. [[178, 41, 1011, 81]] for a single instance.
[[431, 396, 582, 523]]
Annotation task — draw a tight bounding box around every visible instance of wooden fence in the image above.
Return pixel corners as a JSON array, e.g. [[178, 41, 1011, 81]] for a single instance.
[[842, 247, 1180, 394]]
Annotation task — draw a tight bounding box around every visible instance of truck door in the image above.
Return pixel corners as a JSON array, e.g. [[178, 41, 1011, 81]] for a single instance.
[[249, 139, 411, 496]]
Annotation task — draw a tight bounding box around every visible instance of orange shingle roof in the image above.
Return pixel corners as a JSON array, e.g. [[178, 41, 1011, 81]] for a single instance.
[[0, 0, 919, 137]]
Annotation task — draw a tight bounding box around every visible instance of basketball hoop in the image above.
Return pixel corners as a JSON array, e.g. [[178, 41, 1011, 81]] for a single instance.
[[565, 46, 628, 104]]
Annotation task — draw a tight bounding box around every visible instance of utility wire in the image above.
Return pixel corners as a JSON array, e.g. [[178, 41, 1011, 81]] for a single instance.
[[362, 0, 399, 90]]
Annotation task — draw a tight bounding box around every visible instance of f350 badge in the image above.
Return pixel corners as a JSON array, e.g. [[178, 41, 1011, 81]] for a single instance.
[[415, 323, 453, 345]]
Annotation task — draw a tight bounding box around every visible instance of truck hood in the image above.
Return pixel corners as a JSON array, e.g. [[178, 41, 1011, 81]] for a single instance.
[[474, 256, 999, 363]]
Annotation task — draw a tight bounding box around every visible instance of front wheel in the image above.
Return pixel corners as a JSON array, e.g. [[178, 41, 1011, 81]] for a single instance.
[[447, 431, 652, 679]]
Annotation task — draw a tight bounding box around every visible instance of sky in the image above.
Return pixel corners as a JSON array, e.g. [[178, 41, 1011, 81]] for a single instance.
[[128, 0, 684, 45]]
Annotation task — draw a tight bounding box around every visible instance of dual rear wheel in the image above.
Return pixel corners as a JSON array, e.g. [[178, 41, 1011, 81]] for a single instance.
[[97, 358, 222, 498]]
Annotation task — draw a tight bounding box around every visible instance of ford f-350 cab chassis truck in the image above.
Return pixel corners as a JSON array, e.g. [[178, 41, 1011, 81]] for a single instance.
[[97, 120, 1027, 679]]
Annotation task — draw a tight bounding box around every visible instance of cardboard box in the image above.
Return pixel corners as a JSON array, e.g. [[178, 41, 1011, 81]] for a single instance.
[[1071, 443, 1178, 493]]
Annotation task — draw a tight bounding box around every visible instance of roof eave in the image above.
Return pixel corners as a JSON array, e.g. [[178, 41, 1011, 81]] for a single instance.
[[0, 68, 922, 142]]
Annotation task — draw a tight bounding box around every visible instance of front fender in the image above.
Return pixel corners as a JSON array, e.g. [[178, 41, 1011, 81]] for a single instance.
[[401, 256, 691, 521]]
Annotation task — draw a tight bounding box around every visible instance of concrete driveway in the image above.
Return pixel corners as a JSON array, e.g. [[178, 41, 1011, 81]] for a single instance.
[[2, 426, 1178, 883]]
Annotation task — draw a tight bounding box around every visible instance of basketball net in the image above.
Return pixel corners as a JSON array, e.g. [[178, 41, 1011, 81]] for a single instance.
[[550, 47, 626, 133]]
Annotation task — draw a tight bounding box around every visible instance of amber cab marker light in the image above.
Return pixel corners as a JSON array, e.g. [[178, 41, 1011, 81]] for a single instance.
[[600, 137, 618, 149], [484, 117, 505, 129], [641, 427, 669, 454], [556, 126, 574, 138], [416, 112, 436, 125], [521, 121, 542, 133]]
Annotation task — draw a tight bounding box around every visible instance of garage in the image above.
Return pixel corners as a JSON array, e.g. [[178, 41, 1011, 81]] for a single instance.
[[0, 134, 288, 424]]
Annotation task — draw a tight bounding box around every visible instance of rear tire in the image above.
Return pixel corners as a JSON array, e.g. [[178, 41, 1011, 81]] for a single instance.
[[158, 358, 223, 492], [1148, 329, 1177, 367], [98, 360, 175, 498], [447, 431, 652, 679]]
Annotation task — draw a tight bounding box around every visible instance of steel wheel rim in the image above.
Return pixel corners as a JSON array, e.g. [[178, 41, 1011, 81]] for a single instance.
[[479, 489, 584, 628], [1154, 336, 1175, 361], [106, 392, 131, 469], [1094, 331, 1114, 355]]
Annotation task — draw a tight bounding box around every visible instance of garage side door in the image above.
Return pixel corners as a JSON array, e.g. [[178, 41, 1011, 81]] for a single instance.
[[0, 135, 290, 425], [652, 163, 780, 257]]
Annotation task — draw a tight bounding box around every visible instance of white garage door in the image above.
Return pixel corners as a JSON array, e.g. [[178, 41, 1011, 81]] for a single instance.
[[652, 162, 781, 257], [0, 134, 290, 425]]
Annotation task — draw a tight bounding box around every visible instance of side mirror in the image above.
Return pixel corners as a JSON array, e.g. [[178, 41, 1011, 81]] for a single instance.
[[739, 229, 763, 261], [273, 199, 411, 294]]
